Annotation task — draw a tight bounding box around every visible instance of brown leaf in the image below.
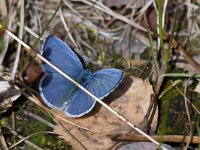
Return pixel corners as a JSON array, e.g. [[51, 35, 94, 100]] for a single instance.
[[53, 76, 158, 150], [24, 63, 43, 88]]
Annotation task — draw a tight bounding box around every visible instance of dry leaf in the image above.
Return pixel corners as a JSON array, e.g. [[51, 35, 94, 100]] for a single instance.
[[24, 63, 43, 88], [53, 76, 158, 150], [0, 77, 21, 113]]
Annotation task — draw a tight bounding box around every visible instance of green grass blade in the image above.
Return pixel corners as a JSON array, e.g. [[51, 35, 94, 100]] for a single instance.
[[196, 123, 200, 149], [163, 16, 176, 65], [158, 0, 164, 51], [148, 29, 159, 73]]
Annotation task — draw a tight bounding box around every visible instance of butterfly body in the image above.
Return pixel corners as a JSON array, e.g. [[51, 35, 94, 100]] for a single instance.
[[77, 69, 93, 84], [39, 35, 124, 118]]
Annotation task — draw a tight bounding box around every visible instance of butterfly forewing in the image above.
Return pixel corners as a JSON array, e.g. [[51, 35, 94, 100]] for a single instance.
[[42, 35, 83, 76]]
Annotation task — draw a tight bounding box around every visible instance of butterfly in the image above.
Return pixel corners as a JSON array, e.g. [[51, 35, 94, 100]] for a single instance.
[[39, 35, 124, 118]]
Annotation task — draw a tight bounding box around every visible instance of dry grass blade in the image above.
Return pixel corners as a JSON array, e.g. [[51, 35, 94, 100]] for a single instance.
[[11, 0, 24, 79]]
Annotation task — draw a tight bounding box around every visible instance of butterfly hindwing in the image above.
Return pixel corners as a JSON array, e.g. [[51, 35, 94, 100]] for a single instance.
[[92, 68, 124, 98], [39, 74, 76, 109], [65, 68, 123, 117], [65, 82, 96, 117]]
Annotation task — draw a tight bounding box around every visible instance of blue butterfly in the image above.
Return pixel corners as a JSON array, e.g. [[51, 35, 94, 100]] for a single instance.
[[39, 35, 124, 118]]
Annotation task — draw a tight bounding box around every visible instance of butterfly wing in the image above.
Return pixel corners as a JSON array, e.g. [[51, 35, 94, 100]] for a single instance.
[[39, 35, 83, 109], [65, 69, 124, 117], [39, 74, 77, 109], [41, 35, 83, 76]]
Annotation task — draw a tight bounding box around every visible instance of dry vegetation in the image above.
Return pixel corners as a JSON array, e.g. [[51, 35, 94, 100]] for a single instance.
[[0, 0, 200, 149]]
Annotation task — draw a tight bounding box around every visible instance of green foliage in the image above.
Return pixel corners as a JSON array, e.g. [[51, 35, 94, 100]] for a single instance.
[[158, 0, 164, 51], [148, 30, 159, 73], [196, 123, 200, 149], [0, 37, 5, 54]]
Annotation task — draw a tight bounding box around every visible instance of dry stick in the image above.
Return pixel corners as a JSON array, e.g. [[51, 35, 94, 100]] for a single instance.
[[1, 27, 167, 150], [164, 32, 200, 73], [110, 134, 200, 144]]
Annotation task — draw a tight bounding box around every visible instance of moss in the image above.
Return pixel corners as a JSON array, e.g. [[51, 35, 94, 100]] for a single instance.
[[158, 79, 200, 135]]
